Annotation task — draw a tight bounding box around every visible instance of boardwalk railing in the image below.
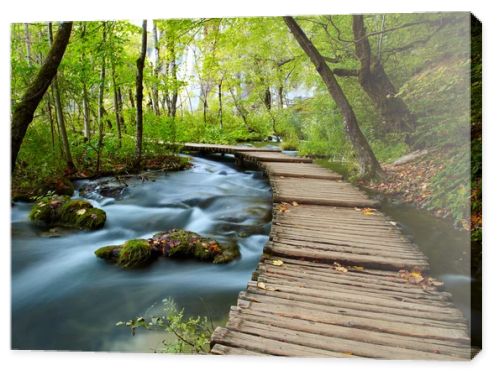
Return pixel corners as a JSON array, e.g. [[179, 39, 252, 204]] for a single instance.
[[181, 143, 471, 359]]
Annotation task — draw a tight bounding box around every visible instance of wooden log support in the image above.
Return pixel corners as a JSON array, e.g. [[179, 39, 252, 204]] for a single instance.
[[184, 142, 471, 359]]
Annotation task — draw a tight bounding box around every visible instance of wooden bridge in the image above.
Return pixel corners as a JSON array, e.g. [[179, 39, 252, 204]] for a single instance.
[[183, 143, 472, 359]]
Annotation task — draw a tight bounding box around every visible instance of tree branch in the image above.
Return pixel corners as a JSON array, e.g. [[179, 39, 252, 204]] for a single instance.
[[332, 68, 359, 77]]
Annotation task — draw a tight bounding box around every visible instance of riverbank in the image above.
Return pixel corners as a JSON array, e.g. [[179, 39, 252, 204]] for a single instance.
[[11, 154, 191, 202]]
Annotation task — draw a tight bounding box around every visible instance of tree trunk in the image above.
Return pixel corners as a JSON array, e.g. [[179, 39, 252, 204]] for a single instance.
[[11, 22, 72, 172], [134, 20, 147, 170], [117, 86, 125, 132], [128, 87, 135, 108], [352, 15, 415, 135], [24, 23, 32, 66], [218, 78, 223, 129], [111, 62, 122, 147], [264, 87, 272, 110], [82, 81, 91, 141], [167, 41, 178, 118], [278, 85, 285, 109], [151, 21, 161, 116], [284, 16, 383, 179], [96, 22, 107, 173], [48, 22, 75, 172], [229, 87, 251, 132]]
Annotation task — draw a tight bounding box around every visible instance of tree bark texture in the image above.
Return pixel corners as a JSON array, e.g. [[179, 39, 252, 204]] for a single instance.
[[10, 22, 72, 173]]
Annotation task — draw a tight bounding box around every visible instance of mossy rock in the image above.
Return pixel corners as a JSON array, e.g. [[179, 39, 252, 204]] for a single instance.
[[29, 195, 106, 231], [95, 245, 122, 262], [213, 240, 241, 264], [116, 239, 156, 269], [151, 229, 240, 263], [29, 195, 69, 224]]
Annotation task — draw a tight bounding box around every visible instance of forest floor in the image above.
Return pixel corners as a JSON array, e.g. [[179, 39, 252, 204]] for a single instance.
[[359, 149, 478, 233]]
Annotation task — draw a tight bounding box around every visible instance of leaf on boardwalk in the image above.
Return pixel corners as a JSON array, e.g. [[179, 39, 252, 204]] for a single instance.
[[354, 207, 361, 211], [271, 259, 284, 266], [292, 201, 299, 207], [349, 266, 364, 271], [277, 202, 291, 213], [399, 269, 443, 289], [389, 221, 398, 226], [257, 282, 267, 289], [342, 351, 353, 356], [333, 262, 348, 273], [257, 281, 276, 291], [361, 208, 376, 216]]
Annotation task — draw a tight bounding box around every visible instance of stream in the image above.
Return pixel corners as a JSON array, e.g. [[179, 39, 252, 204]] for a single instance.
[[11, 152, 480, 352], [11, 155, 272, 352]]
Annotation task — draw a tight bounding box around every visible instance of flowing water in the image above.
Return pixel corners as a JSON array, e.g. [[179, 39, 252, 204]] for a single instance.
[[11, 155, 272, 352], [11, 152, 480, 352]]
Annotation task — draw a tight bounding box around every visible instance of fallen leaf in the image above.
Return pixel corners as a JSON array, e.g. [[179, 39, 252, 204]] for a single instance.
[[257, 282, 267, 290], [350, 266, 364, 271], [333, 262, 348, 273], [361, 208, 376, 216], [389, 221, 397, 226], [354, 207, 361, 211], [76, 209, 87, 215], [292, 201, 299, 207], [272, 259, 284, 266]]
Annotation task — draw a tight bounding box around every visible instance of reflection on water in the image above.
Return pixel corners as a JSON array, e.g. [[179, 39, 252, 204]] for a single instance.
[[11, 155, 272, 352], [379, 199, 480, 347]]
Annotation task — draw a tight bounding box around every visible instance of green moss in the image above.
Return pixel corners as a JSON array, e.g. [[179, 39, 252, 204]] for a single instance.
[[213, 241, 241, 264], [117, 239, 156, 269], [95, 245, 122, 262], [29, 195, 69, 224], [29, 196, 106, 231], [151, 229, 240, 263]]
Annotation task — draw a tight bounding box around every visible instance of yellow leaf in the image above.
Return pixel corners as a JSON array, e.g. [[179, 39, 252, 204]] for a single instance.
[[76, 209, 87, 215], [361, 208, 376, 216], [257, 282, 266, 290], [272, 259, 284, 266], [292, 201, 299, 207], [350, 266, 364, 271]]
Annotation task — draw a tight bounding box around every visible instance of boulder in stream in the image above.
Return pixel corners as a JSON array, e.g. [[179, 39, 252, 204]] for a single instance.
[[29, 195, 106, 231], [95, 229, 240, 269]]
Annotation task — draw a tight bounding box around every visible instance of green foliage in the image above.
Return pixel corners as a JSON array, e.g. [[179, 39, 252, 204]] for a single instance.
[[117, 298, 212, 354], [117, 239, 156, 269]]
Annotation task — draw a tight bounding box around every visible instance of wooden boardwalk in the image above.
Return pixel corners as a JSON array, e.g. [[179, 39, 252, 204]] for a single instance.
[[181, 144, 471, 359]]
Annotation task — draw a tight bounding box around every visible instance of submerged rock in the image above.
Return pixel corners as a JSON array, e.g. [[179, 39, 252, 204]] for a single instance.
[[29, 195, 106, 231], [95, 229, 240, 269]]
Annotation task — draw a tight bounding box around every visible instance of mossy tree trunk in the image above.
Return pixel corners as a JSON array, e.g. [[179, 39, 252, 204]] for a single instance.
[[11, 22, 73, 173], [284, 16, 384, 180]]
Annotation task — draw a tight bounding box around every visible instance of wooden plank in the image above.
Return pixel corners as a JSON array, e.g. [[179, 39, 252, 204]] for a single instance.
[[261, 162, 342, 180], [271, 177, 379, 208], [235, 299, 469, 342], [265, 242, 430, 271], [226, 316, 464, 360], [237, 151, 313, 163], [210, 344, 265, 356], [228, 308, 470, 359], [210, 327, 352, 357]]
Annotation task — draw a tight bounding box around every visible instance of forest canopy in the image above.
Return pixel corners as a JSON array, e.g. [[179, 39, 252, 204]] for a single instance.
[[10, 13, 477, 234]]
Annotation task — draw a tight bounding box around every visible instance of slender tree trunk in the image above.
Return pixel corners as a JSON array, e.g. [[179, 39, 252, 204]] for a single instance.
[[229, 87, 251, 131], [134, 20, 147, 170], [24, 23, 32, 66], [278, 85, 285, 109], [128, 87, 135, 108], [284, 16, 383, 179], [117, 87, 125, 132], [48, 22, 75, 172], [263, 86, 272, 110], [151, 21, 161, 116], [168, 41, 178, 118], [96, 22, 107, 173], [11, 22, 72, 173], [46, 96, 55, 149], [111, 62, 122, 147], [218, 78, 223, 129], [82, 82, 91, 141], [352, 15, 415, 135]]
